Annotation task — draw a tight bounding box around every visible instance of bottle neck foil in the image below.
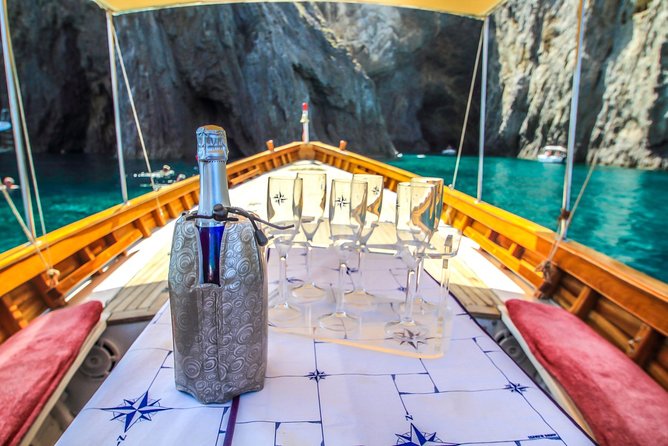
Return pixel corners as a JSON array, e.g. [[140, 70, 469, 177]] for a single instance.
[[197, 159, 231, 227]]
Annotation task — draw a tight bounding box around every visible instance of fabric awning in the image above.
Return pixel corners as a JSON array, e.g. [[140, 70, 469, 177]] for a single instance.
[[91, 0, 506, 19]]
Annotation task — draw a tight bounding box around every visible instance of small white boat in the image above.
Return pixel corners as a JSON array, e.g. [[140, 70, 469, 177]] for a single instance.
[[537, 145, 567, 163], [441, 147, 456, 156]]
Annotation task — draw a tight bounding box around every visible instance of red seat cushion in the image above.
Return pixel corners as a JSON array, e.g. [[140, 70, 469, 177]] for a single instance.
[[506, 299, 668, 446], [0, 301, 103, 446]]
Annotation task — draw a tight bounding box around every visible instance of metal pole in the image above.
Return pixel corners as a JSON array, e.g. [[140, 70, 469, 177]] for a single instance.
[[0, 0, 34, 236], [476, 17, 489, 202], [561, 0, 586, 237], [106, 11, 128, 204]]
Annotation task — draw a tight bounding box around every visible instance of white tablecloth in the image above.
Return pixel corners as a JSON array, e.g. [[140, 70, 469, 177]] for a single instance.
[[58, 247, 594, 446]]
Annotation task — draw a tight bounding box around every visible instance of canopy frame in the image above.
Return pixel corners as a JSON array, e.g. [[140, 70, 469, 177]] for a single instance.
[[0, 0, 34, 235], [560, 0, 587, 238], [91, 0, 506, 19], [476, 16, 489, 202], [106, 12, 129, 204]]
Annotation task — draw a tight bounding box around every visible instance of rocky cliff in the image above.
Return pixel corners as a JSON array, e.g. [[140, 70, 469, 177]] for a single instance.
[[0, 0, 666, 168], [487, 0, 667, 168]]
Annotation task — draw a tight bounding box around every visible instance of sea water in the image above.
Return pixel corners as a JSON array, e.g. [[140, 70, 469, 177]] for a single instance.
[[389, 155, 668, 284], [1, 152, 667, 284]]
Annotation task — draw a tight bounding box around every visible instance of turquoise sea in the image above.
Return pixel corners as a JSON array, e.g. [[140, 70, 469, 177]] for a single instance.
[[1, 152, 667, 284]]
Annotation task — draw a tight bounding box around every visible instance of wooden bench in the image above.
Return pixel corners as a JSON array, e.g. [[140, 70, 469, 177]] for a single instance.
[[503, 299, 668, 446], [0, 301, 104, 446]]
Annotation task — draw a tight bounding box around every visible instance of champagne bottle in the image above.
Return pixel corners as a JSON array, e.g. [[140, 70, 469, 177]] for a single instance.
[[196, 125, 231, 285]]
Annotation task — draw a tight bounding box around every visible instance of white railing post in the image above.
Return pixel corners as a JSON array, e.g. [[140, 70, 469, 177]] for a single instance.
[[106, 11, 129, 204], [477, 17, 489, 203], [0, 0, 35, 236], [561, 0, 586, 238]]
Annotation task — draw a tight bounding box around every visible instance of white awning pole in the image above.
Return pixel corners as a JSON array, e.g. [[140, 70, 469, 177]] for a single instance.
[[106, 12, 129, 204], [561, 0, 586, 237], [476, 17, 489, 202], [0, 0, 34, 236]]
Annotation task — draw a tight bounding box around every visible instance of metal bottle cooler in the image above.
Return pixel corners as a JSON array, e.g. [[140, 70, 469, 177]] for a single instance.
[[167, 214, 268, 403]]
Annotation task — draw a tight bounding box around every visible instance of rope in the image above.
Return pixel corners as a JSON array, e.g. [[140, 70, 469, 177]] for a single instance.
[[112, 26, 158, 193], [112, 24, 166, 222], [1, 186, 59, 285], [5, 21, 56, 269], [451, 26, 484, 190], [538, 153, 598, 279]]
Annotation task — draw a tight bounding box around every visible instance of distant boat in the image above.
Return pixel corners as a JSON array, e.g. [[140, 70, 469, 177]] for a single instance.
[[537, 145, 567, 164], [441, 147, 456, 156], [133, 165, 187, 189]]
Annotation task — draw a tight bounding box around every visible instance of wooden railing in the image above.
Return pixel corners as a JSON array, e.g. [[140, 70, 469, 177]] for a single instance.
[[1, 140, 666, 390], [308, 141, 668, 390]]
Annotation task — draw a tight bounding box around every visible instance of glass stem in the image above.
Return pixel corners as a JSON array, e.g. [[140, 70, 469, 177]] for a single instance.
[[306, 244, 314, 285], [401, 268, 416, 323], [357, 246, 366, 292], [414, 256, 424, 300], [279, 255, 288, 306], [439, 258, 451, 317], [336, 262, 347, 314]]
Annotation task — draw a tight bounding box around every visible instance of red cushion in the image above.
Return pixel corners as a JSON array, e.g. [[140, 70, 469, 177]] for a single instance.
[[0, 301, 103, 446], [506, 299, 668, 446]]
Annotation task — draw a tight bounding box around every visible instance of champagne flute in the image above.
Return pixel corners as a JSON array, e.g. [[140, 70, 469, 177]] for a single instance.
[[346, 174, 384, 308], [292, 172, 327, 302], [266, 176, 303, 326], [409, 177, 444, 314], [385, 182, 437, 340], [318, 179, 367, 332]]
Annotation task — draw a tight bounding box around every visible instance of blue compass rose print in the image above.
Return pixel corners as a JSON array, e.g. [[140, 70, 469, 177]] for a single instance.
[[372, 185, 381, 196], [505, 382, 529, 394], [388, 328, 435, 351], [306, 369, 328, 382], [335, 195, 349, 208], [273, 191, 287, 205], [395, 423, 453, 445], [101, 391, 171, 432]]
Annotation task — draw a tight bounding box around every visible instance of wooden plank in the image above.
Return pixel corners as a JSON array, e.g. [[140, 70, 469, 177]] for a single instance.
[[570, 286, 597, 318], [629, 325, 661, 367], [586, 311, 630, 352], [49, 229, 143, 301], [595, 298, 642, 338], [105, 245, 170, 323], [647, 360, 668, 391], [423, 256, 502, 319]]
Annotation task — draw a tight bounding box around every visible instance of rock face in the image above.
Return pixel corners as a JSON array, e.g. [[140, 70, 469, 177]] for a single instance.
[[2, 1, 396, 159], [487, 0, 667, 167], [114, 3, 395, 158], [318, 4, 482, 153], [0, 0, 666, 168]]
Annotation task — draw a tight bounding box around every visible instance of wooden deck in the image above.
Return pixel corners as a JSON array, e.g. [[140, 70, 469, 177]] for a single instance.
[[1, 141, 666, 392], [104, 244, 170, 324]]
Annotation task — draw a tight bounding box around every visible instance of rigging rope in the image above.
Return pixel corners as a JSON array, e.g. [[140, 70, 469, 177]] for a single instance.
[[112, 24, 167, 226], [548, 153, 598, 261], [535, 153, 598, 296], [112, 26, 158, 194], [451, 26, 484, 190], [1, 186, 59, 285], [4, 18, 56, 271]]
